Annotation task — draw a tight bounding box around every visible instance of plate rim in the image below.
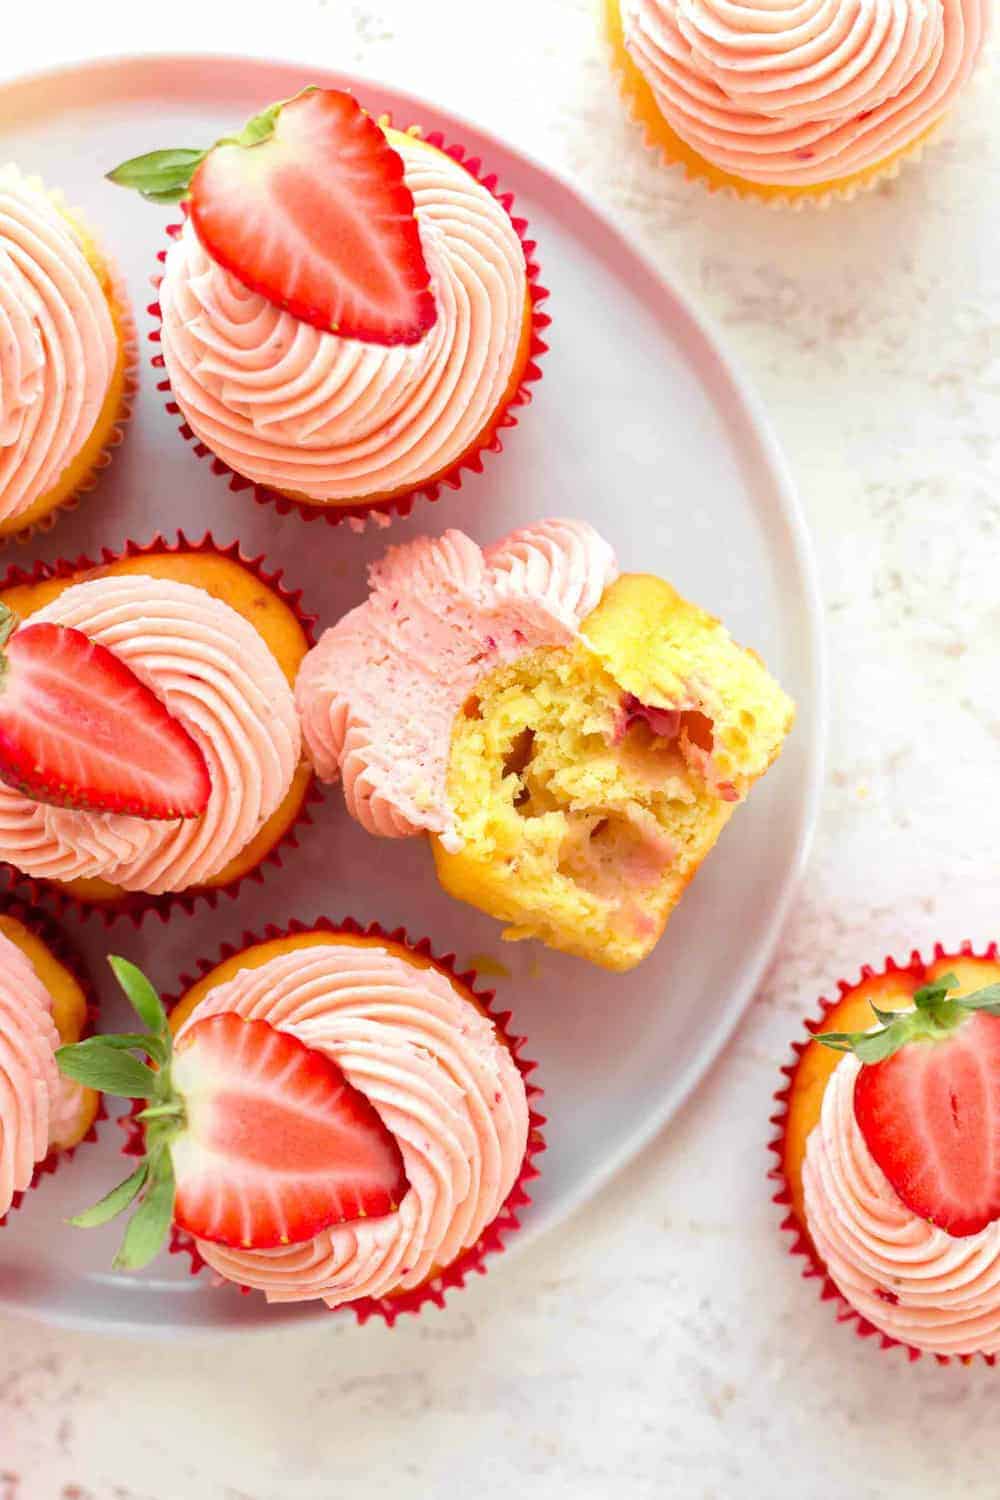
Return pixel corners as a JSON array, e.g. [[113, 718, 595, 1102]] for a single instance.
[[0, 49, 827, 1337]]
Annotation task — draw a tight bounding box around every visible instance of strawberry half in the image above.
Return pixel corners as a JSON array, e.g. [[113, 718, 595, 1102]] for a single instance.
[[170, 1012, 407, 1248], [819, 972, 1000, 1237], [0, 605, 210, 820], [108, 88, 437, 344], [55, 958, 409, 1271]]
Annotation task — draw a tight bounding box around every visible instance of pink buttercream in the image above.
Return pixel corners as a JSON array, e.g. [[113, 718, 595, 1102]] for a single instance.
[[295, 519, 619, 850], [177, 941, 529, 1308], [0, 166, 117, 521], [158, 133, 527, 503], [621, 0, 988, 187], [803, 1053, 1000, 1356], [0, 930, 63, 1217], [0, 574, 300, 894]]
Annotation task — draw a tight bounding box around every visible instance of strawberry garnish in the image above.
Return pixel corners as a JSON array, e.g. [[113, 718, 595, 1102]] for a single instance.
[[819, 972, 1000, 1237], [108, 87, 437, 346], [57, 959, 408, 1269], [0, 604, 210, 820]]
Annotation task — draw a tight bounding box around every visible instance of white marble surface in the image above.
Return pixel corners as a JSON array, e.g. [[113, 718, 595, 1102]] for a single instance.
[[1, 3, 999, 1496]]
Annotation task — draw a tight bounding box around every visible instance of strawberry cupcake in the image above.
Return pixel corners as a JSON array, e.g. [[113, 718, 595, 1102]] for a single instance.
[[606, 0, 990, 205], [0, 538, 311, 916], [0, 898, 99, 1226], [109, 87, 545, 528], [296, 518, 794, 971], [0, 165, 135, 539], [773, 948, 1000, 1361], [59, 922, 543, 1322]]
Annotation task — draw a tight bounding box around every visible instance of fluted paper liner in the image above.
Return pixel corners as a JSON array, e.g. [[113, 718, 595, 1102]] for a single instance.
[[769, 942, 1000, 1366], [121, 916, 546, 1326], [0, 532, 319, 927]]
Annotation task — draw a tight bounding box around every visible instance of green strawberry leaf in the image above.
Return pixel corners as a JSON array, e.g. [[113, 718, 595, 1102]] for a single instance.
[[55, 1040, 157, 1098], [112, 1152, 176, 1272], [106, 146, 208, 202], [816, 972, 1000, 1065], [236, 101, 283, 148], [69, 1162, 149, 1229], [109, 956, 169, 1036], [913, 974, 958, 1010], [951, 982, 1000, 1016]]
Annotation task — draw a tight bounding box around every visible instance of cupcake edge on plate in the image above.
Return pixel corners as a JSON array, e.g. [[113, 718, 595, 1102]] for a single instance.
[[604, 0, 990, 207], [62, 917, 545, 1326], [0, 896, 101, 1226], [296, 516, 794, 971], [0, 532, 317, 922], [109, 87, 550, 529], [0, 164, 137, 540], [772, 943, 1000, 1363]]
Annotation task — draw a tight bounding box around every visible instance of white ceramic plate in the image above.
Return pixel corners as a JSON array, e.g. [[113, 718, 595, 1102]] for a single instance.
[[0, 55, 825, 1334]]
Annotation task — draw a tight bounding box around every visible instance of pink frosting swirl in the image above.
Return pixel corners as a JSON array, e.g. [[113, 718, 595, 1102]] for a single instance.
[[0, 930, 63, 1217], [803, 1053, 1000, 1356], [0, 166, 117, 521], [621, 0, 987, 186], [158, 134, 527, 503], [178, 941, 529, 1307], [295, 519, 619, 849], [0, 574, 300, 894]]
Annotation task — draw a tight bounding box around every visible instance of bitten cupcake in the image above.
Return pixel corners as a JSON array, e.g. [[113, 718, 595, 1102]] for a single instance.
[[0, 165, 135, 539], [59, 922, 541, 1322], [109, 86, 544, 527], [0, 537, 310, 914], [773, 948, 1000, 1361], [296, 518, 794, 971], [0, 899, 99, 1226], [605, 0, 989, 204]]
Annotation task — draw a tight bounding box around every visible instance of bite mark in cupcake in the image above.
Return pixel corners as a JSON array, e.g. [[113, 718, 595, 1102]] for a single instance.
[[297, 518, 794, 970]]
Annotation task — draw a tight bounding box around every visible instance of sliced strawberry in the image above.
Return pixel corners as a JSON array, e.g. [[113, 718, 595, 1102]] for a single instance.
[[0, 608, 211, 819], [189, 89, 436, 344], [854, 1012, 1000, 1236], [170, 1013, 408, 1249]]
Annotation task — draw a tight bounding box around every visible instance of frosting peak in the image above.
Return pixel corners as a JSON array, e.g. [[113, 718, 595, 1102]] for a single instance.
[[295, 519, 619, 847], [621, 0, 987, 186], [803, 1053, 1000, 1356], [178, 941, 529, 1307]]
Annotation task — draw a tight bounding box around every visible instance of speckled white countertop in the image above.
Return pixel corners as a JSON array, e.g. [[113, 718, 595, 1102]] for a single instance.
[[2, 4, 999, 1497]]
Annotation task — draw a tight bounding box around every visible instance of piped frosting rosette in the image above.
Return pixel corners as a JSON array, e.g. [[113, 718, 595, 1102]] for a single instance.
[[296, 518, 619, 848], [153, 127, 549, 529], [771, 944, 1000, 1364], [0, 165, 136, 538], [0, 900, 99, 1226], [608, 0, 989, 202], [0, 538, 306, 912], [143, 920, 545, 1323]]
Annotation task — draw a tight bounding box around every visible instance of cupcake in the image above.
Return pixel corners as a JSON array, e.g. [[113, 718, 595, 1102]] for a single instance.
[[0, 536, 311, 916], [60, 921, 542, 1322], [772, 947, 1000, 1361], [110, 86, 545, 528], [605, 0, 989, 204], [0, 165, 135, 539], [0, 898, 99, 1226], [296, 518, 794, 971]]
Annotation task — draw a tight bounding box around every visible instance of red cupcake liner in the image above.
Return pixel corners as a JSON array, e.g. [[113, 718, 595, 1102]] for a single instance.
[[148, 123, 551, 532], [121, 915, 546, 1326], [769, 941, 1000, 1367], [0, 531, 319, 928], [0, 894, 106, 1228]]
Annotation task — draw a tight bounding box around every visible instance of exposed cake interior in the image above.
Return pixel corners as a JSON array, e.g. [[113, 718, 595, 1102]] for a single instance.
[[434, 574, 794, 971]]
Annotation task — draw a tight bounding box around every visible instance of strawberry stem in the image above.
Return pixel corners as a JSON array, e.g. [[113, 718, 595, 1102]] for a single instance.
[[0, 603, 18, 654], [817, 973, 1000, 1064]]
